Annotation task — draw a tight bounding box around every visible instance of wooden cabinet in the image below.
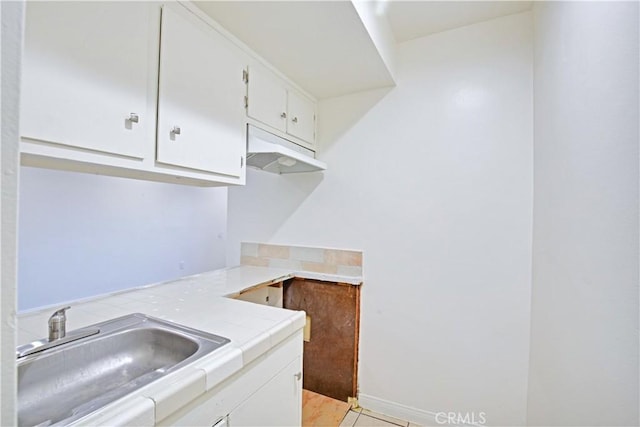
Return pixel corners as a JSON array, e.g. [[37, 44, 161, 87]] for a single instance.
[[246, 64, 316, 148], [20, 1, 152, 159], [157, 6, 245, 177], [20, 2, 246, 186]]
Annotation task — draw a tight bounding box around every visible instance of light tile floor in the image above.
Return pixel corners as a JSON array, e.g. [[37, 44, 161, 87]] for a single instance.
[[340, 407, 418, 427], [301, 388, 419, 427]]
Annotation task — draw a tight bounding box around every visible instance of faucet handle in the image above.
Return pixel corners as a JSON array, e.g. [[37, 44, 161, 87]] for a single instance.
[[49, 306, 70, 320], [48, 306, 70, 341]]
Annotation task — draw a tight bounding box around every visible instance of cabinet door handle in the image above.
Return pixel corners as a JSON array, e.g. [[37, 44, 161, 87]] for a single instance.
[[171, 126, 181, 135], [292, 117, 298, 123], [280, 112, 287, 119], [294, 372, 302, 381], [127, 113, 139, 123]]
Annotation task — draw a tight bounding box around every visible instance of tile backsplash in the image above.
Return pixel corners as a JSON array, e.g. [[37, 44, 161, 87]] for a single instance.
[[241, 243, 363, 278]]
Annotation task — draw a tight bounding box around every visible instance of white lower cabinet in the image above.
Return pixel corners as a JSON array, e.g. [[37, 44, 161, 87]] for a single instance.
[[228, 357, 302, 426], [160, 330, 303, 427]]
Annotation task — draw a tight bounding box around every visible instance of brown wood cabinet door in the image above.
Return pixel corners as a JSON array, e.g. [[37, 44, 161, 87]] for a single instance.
[[283, 279, 360, 402]]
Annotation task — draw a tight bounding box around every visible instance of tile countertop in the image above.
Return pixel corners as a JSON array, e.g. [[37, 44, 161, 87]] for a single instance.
[[293, 270, 363, 285], [16, 265, 316, 426]]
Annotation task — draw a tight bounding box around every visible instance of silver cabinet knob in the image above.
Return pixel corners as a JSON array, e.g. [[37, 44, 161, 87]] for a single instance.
[[127, 113, 139, 123], [280, 112, 287, 119], [294, 372, 302, 381], [171, 126, 181, 135], [292, 117, 298, 123]]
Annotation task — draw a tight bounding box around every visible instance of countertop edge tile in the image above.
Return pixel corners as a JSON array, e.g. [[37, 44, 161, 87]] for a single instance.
[[148, 369, 206, 422], [239, 330, 273, 366], [193, 347, 244, 391], [269, 318, 296, 347]]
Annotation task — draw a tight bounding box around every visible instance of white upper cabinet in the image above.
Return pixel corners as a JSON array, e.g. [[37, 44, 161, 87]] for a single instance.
[[21, 2, 151, 159], [246, 64, 316, 148], [20, 1, 318, 185], [157, 7, 245, 177], [286, 90, 316, 143], [20, 2, 247, 186], [246, 65, 288, 134]]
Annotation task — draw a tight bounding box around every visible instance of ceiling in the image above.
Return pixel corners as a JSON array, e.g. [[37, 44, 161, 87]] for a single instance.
[[194, 1, 395, 99], [194, 1, 533, 99], [386, 1, 532, 42]]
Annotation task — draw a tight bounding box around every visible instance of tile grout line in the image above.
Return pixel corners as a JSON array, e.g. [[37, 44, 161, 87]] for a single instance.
[[359, 412, 409, 427], [352, 411, 360, 427], [338, 409, 349, 426]]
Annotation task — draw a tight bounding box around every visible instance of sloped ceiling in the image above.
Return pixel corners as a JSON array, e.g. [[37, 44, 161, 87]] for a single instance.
[[386, 1, 533, 42], [194, 1, 395, 99], [194, 1, 533, 99]]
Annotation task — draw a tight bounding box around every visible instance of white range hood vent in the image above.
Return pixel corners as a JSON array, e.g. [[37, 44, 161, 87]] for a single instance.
[[246, 125, 327, 174]]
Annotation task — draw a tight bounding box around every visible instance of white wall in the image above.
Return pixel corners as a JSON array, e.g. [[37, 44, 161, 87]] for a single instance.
[[527, 2, 639, 426], [1, 1, 24, 424], [18, 167, 228, 311], [228, 12, 533, 426]]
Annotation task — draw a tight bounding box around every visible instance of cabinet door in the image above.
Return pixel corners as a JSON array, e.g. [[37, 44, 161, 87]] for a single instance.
[[229, 357, 302, 427], [247, 65, 288, 133], [157, 6, 245, 177], [20, 2, 151, 158], [287, 91, 316, 144]]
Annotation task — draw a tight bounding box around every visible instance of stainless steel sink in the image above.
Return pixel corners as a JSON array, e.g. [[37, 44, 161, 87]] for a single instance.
[[17, 313, 230, 427]]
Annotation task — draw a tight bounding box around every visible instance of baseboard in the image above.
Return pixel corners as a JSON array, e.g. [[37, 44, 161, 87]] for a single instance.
[[357, 394, 489, 427], [358, 393, 440, 426]]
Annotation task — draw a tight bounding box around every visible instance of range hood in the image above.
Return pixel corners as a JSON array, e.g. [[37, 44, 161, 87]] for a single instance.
[[246, 125, 327, 174]]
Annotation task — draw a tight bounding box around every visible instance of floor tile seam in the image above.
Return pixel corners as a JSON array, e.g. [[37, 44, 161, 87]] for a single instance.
[[339, 409, 362, 427], [361, 412, 408, 427], [320, 401, 351, 426], [352, 411, 361, 426]]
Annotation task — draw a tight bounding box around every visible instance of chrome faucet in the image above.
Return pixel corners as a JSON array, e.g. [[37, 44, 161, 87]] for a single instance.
[[48, 306, 70, 341], [17, 305, 100, 358]]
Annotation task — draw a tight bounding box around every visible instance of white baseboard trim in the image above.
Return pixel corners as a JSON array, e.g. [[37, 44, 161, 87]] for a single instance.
[[357, 394, 488, 427], [358, 393, 440, 426]]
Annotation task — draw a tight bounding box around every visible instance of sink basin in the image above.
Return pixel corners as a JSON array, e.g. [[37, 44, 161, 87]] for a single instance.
[[17, 313, 230, 426]]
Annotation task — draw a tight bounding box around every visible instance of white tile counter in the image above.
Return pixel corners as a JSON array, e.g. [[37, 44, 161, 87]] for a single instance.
[[16, 265, 308, 426], [293, 270, 364, 285]]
